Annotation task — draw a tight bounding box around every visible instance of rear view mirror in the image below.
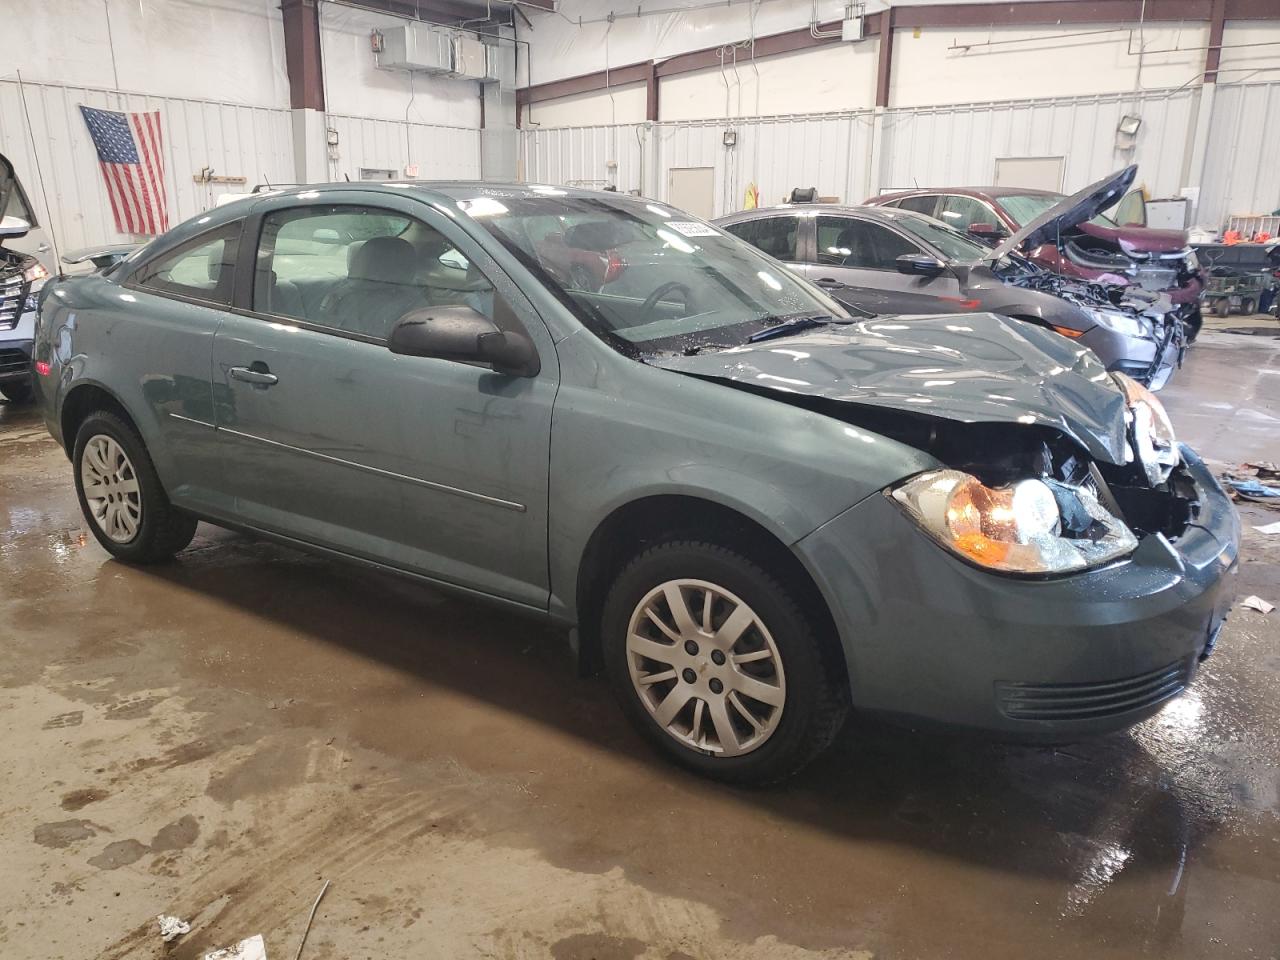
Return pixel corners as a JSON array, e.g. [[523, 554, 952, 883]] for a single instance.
[[0, 215, 31, 239], [389, 304, 540, 378], [896, 254, 947, 277]]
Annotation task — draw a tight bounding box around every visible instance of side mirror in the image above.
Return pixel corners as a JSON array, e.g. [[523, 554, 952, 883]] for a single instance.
[[0, 215, 32, 239], [967, 222, 1006, 241], [896, 253, 947, 278], [388, 304, 540, 378]]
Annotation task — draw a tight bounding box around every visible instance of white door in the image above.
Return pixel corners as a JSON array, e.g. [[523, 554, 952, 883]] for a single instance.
[[668, 167, 716, 220], [994, 157, 1065, 192]]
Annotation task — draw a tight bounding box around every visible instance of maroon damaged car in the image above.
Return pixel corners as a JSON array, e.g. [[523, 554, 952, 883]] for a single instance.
[[868, 166, 1205, 336]]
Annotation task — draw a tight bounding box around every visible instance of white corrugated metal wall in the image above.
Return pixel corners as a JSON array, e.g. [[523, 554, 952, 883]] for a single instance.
[[0, 79, 294, 252], [326, 114, 483, 183], [519, 81, 1280, 228], [1199, 82, 1280, 230]]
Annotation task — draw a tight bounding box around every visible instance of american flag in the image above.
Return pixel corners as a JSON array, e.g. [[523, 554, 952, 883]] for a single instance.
[[79, 105, 170, 236]]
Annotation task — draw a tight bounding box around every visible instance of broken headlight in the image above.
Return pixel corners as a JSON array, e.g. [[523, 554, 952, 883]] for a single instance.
[[1086, 306, 1149, 340], [890, 470, 1138, 575], [1113, 372, 1179, 486]]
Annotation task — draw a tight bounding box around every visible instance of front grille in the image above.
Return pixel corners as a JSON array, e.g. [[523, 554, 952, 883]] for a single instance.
[[996, 658, 1192, 721], [0, 272, 29, 331], [0, 348, 31, 376]]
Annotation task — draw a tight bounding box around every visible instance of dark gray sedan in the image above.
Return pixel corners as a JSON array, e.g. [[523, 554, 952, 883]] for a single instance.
[[717, 200, 1183, 388], [32, 182, 1237, 782]]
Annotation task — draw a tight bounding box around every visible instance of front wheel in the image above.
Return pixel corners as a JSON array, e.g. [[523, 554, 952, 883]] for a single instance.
[[73, 410, 198, 563], [602, 540, 848, 783], [1241, 297, 1256, 315]]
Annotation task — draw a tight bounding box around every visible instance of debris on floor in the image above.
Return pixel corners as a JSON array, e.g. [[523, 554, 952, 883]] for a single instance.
[[1220, 462, 1280, 505], [205, 934, 267, 960], [292, 879, 331, 960], [1240, 595, 1275, 614], [1254, 520, 1280, 535], [157, 915, 190, 942]]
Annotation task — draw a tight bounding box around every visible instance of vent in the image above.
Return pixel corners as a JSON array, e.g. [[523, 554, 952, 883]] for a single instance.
[[996, 658, 1192, 721], [378, 25, 491, 81], [0, 270, 29, 332]]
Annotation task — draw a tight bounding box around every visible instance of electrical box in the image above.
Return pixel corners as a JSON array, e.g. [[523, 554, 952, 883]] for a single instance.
[[841, 16, 864, 42]]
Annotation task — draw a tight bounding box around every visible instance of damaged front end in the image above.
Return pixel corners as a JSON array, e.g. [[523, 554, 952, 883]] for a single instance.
[[876, 373, 1197, 579], [1002, 264, 1186, 389]]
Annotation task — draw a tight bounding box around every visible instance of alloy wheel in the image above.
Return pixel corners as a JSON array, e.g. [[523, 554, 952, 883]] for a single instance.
[[625, 578, 786, 757], [81, 434, 142, 543]]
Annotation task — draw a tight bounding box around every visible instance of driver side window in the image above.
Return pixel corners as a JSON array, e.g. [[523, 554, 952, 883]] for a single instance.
[[253, 205, 496, 341], [816, 217, 921, 270]]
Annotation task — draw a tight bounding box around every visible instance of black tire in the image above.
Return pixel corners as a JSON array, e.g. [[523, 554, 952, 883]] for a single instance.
[[72, 410, 198, 563], [0, 381, 33, 404], [1212, 298, 1229, 317], [1241, 298, 1256, 316], [602, 540, 849, 784]]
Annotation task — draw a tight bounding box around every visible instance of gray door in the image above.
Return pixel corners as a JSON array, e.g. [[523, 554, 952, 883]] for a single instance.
[[209, 195, 557, 608], [805, 215, 963, 309]]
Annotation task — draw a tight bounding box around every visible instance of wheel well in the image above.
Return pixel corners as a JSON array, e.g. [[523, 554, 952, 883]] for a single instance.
[[573, 495, 844, 679], [60, 384, 135, 455]]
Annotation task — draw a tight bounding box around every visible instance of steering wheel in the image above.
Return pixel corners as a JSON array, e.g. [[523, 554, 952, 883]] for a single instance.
[[639, 281, 694, 322]]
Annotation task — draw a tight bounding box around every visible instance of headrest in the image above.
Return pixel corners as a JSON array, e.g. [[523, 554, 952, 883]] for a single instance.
[[348, 236, 416, 283]]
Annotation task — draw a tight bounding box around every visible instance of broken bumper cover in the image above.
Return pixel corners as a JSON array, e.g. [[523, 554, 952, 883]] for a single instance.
[[796, 445, 1240, 738]]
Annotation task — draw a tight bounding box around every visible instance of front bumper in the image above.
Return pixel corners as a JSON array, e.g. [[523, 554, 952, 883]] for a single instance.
[[1, 304, 37, 384], [796, 445, 1240, 738]]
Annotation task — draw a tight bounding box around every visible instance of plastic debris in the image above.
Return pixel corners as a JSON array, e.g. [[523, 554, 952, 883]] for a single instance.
[[1253, 521, 1280, 535], [206, 934, 267, 960], [1221, 463, 1280, 508], [1240, 595, 1275, 614], [157, 915, 191, 942]]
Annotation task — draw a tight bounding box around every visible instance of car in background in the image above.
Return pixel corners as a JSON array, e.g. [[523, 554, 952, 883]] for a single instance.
[[0, 153, 52, 404], [31, 182, 1237, 782], [717, 170, 1184, 388], [867, 166, 1205, 335]]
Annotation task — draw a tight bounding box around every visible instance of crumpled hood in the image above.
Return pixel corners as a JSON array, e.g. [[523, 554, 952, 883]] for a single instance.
[[991, 165, 1137, 261], [653, 312, 1131, 464]]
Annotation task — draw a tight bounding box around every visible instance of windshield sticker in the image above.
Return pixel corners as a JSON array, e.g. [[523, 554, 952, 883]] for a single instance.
[[665, 221, 719, 237]]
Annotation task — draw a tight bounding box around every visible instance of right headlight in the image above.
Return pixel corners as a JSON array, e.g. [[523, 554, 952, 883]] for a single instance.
[[890, 470, 1138, 576], [1087, 306, 1150, 340]]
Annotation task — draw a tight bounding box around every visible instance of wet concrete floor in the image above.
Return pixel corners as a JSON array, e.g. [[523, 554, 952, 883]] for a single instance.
[[1, 329, 1278, 959]]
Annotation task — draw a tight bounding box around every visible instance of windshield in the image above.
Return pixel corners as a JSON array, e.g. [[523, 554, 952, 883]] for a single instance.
[[999, 194, 1117, 229], [457, 192, 848, 353], [891, 212, 992, 262]]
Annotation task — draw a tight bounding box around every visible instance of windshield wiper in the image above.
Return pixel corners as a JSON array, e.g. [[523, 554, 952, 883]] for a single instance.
[[747, 314, 836, 343]]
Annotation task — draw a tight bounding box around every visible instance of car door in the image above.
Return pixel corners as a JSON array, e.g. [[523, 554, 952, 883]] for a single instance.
[[116, 219, 244, 507], [209, 193, 558, 608], [805, 215, 964, 313]]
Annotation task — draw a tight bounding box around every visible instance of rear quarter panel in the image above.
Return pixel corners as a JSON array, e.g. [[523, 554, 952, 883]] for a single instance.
[[37, 274, 225, 503]]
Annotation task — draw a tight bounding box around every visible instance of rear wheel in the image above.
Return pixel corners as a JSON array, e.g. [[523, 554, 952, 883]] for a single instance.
[[1212, 298, 1229, 317], [0, 381, 33, 404], [73, 410, 198, 562], [602, 540, 848, 783], [1241, 297, 1256, 316]]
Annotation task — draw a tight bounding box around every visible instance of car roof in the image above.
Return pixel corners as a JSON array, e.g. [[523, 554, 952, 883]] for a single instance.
[[878, 186, 1061, 201], [714, 203, 927, 225]]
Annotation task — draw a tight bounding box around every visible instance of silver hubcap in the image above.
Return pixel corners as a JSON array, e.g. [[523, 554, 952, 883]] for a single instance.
[[80, 435, 142, 543], [626, 579, 786, 758]]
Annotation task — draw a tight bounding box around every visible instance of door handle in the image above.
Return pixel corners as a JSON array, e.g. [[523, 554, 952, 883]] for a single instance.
[[229, 365, 278, 386]]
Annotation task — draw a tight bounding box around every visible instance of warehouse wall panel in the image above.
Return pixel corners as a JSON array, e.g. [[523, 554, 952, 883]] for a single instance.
[[325, 114, 483, 183], [0, 79, 294, 252], [1199, 81, 1280, 230]]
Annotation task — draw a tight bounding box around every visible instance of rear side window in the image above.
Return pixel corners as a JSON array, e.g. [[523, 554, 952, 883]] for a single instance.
[[132, 221, 241, 305], [894, 196, 940, 217], [722, 217, 798, 261], [816, 216, 921, 269]]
